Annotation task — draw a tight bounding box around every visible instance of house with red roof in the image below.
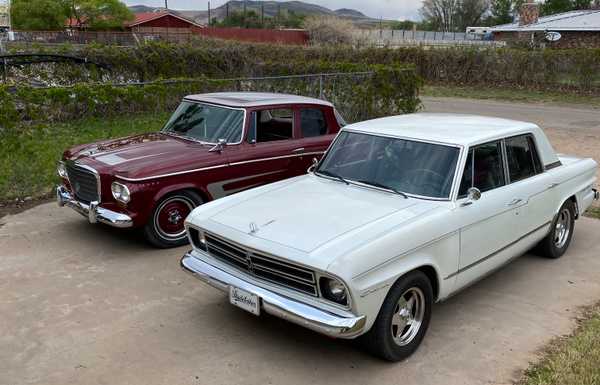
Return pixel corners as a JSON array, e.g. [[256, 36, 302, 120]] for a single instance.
[[125, 11, 203, 33]]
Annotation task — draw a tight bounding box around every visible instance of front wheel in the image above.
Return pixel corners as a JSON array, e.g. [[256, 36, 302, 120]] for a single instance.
[[360, 271, 433, 362], [143, 190, 203, 248], [536, 199, 575, 259]]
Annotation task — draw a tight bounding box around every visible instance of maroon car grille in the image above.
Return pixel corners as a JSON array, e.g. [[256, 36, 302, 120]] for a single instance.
[[203, 232, 318, 296], [66, 163, 99, 204]]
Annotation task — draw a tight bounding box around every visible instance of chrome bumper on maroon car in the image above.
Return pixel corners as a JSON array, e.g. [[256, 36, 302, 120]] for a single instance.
[[56, 185, 133, 228]]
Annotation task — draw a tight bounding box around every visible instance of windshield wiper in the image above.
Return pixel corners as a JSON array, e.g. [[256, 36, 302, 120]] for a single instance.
[[357, 180, 408, 199], [317, 170, 349, 185]]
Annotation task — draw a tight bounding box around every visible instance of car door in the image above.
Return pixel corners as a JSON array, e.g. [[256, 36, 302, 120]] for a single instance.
[[290, 105, 340, 174], [504, 134, 559, 236], [218, 105, 301, 198], [454, 140, 524, 290]]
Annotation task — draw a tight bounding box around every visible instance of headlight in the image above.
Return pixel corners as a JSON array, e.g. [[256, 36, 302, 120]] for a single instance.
[[319, 277, 348, 306], [111, 182, 131, 204], [57, 162, 68, 179]]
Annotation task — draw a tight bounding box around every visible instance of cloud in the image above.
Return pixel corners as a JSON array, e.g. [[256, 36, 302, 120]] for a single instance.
[[122, 0, 422, 20]]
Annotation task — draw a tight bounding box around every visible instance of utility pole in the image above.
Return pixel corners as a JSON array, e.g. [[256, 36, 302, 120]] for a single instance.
[[164, 0, 168, 10], [226, 2, 229, 19], [243, 1, 247, 28], [261, 3, 264, 26], [208, 1, 211, 26]]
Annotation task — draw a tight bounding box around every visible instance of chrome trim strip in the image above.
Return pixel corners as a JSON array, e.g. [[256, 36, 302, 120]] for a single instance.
[[180, 253, 366, 338], [115, 152, 325, 182], [443, 220, 552, 280], [229, 151, 325, 166]]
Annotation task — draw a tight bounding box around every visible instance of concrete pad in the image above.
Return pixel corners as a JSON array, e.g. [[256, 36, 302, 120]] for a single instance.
[[1, 202, 600, 385]]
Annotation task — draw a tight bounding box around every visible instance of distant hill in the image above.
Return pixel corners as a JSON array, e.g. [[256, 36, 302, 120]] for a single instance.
[[128, 1, 385, 26]]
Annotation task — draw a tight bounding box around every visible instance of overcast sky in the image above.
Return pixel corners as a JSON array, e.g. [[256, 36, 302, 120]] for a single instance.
[[122, 0, 422, 21]]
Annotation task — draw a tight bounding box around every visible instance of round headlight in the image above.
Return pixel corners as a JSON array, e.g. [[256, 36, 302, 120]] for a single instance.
[[111, 182, 131, 203], [319, 277, 348, 305], [57, 162, 68, 179]]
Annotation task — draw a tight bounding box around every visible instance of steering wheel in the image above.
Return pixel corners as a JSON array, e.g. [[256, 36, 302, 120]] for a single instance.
[[403, 169, 446, 196]]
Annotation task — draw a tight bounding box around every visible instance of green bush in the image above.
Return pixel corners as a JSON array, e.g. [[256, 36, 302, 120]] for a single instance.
[[8, 41, 598, 93], [0, 63, 422, 129]]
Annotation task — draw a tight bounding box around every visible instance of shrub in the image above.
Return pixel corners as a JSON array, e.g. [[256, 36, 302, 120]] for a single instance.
[[302, 16, 354, 45]]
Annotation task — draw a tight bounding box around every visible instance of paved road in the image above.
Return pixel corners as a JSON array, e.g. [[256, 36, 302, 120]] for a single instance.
[[2, 202, 600, 385], [2, 98, 600, 385]]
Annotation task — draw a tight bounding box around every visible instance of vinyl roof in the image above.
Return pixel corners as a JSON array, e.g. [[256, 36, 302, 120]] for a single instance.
[[344, 113, 539, 146], [184, 92, 333, 108], [492, 9, 600, 31]]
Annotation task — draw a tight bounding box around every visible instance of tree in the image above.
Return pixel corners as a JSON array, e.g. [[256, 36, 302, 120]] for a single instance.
[[11, 0, 68, 30], [420, 0, 460, 31], [68, 0, 133, 30], [489, 0, 513, 25], [455, 0, 490, 30], [302, 15, 354, 45], [541, 0, 575, 14]]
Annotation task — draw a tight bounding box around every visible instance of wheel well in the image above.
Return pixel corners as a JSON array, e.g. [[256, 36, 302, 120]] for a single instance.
[[415, 265, 439, 301], [568, 195, 579, 218], [157, 187, 208, 204]]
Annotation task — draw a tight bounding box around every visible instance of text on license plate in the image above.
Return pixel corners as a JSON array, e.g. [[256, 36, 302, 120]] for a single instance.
[[229, 286, 260, 316]]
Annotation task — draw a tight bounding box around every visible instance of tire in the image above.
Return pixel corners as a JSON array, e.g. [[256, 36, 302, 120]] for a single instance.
[[360, 271, 433, 362], [143, 190, 203, 248], [536, 199, 576, 259]]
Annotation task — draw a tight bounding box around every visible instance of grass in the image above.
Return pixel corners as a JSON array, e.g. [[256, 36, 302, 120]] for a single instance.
[[422, 84, 600, 108], [584, 206, 600, 220], [521, 303, 600, 385], [0, 112, 169, 203]]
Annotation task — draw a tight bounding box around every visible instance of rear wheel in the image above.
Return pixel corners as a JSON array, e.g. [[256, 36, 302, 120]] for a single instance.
[[536, 199, 575, 259], [360, 271, 433, 362], [144, 190, 203, 248]]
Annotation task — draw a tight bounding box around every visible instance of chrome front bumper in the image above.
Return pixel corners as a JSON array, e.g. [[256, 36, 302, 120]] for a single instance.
[[56, 185, 133, 228], [180, 252, 366, 338]]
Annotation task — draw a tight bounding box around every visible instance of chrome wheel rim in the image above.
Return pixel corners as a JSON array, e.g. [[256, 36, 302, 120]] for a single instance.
[[391, 287, 425, 346], [553, 208, 571, 249], [154, 196, 195, 241]]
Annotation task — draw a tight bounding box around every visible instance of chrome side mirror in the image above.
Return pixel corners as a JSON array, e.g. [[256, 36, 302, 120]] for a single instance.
[[307, 157, 319, 173], [209, 138, 227, 153], [461, 187, 481, 206]]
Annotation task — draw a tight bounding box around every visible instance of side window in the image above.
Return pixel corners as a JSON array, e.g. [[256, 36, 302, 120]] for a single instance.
[[505, 135, 542, 182], [254, 108, 294, 143], [300, 108, 328, 138], [459, 141, 506, 198]]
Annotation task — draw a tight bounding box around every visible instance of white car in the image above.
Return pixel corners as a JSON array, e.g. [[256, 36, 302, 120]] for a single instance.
[[180, 114, 598, 361]]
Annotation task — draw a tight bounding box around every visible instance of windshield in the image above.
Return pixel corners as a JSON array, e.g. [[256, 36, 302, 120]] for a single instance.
[[316, 131, 460, 199], [162, 101, 245, 144]]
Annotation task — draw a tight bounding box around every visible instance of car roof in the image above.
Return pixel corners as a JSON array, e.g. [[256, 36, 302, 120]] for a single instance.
[[344, 113, 540, 147], [184, 92, 334, 108]]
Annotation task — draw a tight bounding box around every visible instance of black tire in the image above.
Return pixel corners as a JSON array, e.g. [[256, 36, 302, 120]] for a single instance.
[[360, 271, 433, 362], [536, 199, 576, 259], [143, 190, 203, 248]]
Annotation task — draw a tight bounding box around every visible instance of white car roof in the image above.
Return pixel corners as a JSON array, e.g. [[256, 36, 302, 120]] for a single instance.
[[344, 113, 541, 147], [185, 92, 333, 108]]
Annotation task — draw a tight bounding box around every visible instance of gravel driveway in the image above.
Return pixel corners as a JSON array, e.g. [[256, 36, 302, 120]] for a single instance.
[[2, 98, 600, 385]]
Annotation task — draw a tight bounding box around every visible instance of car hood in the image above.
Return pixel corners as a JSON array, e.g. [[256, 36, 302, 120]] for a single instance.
[[64, 133, 222, 179], [207, 176, 438, 256]]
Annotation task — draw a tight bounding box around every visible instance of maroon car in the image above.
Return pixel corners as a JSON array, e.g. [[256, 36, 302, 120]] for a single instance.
[[57, 92, 344, 247]]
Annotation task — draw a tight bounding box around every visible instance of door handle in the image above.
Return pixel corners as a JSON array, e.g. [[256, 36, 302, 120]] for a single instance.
[[507, 198, 523, 206], [292, 147, 305, 154], [547, 183, 559, 189]]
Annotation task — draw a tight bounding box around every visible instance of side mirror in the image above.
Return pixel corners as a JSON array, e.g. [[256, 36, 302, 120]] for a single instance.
[[461, 187, 481, 206], [209, 138, 227, 153], [307, 157, 319, 173]]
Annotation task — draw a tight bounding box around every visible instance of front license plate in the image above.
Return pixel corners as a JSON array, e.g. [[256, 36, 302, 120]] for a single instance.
[[229, 286, 260, 316]]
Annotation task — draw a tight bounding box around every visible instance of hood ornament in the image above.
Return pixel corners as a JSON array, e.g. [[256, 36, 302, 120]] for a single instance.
[[249, 222, 259, 235]]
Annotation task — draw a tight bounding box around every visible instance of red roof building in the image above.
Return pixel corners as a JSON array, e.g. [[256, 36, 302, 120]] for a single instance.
[[125, 11, 203, 32]]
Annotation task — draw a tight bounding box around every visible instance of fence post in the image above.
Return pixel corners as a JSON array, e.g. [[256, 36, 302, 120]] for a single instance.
[[319, 74, 323, 99]]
